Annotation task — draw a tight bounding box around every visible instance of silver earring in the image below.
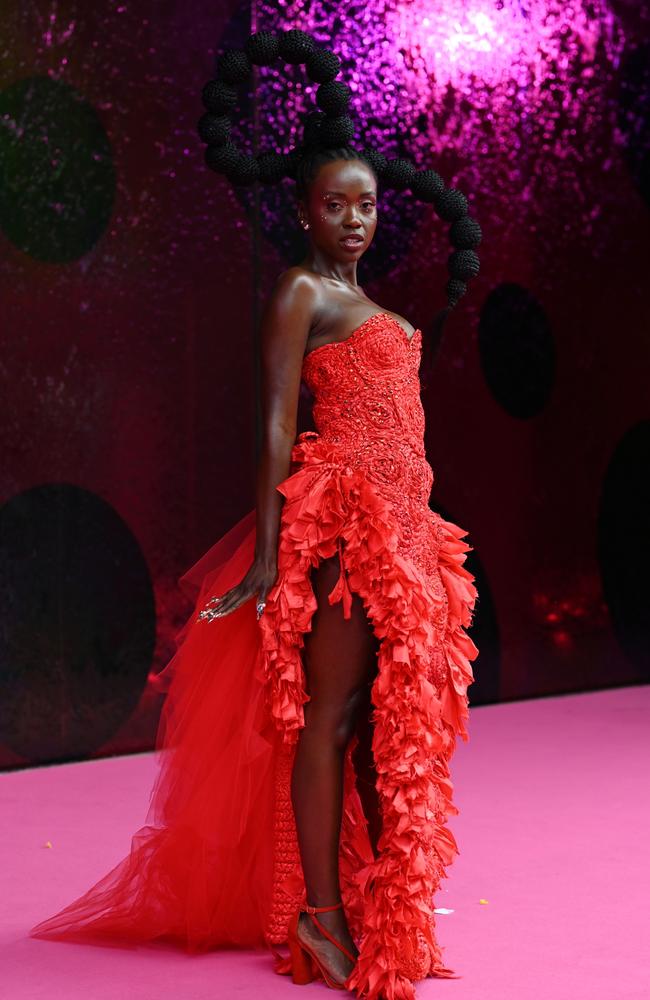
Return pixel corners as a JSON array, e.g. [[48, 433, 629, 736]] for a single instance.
[[300, 220, 310, 230]]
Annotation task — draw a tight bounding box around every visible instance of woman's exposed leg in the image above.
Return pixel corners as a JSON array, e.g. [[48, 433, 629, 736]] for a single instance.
[[291, 551, 379, 983], [352, 680, 382, 859]]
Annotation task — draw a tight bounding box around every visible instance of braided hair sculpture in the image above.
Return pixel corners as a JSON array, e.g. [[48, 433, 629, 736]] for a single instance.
[[197, 28, 482, 313]]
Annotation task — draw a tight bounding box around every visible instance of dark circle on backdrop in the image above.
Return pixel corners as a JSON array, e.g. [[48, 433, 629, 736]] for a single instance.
[[0, 484, 156, 763], [217, 4, 423, 280], [0, 76, 115, 262], [431, 501, 500, 704], [596, 421, 650, 679], [617, 42, 650, 209], [478, 283, 556, 419]]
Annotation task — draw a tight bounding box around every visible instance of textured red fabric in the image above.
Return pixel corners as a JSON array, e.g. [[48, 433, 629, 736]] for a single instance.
[[30, 313, 479, 1000]]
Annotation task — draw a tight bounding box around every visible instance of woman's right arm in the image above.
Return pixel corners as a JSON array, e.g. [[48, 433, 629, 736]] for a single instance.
[[203, 270, 317, 620]]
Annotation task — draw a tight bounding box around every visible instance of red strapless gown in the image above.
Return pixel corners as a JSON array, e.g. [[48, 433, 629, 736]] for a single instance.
[[30, 313, 479, 1000]]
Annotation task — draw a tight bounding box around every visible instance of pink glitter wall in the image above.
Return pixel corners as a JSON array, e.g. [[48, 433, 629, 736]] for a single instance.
[[0, 0, 648, 768]]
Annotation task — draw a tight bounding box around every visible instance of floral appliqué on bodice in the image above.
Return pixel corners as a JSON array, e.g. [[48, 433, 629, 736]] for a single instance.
[[301, 312, 445, 589]]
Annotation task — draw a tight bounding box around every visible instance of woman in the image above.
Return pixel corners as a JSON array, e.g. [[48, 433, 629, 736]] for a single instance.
[[30, 29, 480, 1000]]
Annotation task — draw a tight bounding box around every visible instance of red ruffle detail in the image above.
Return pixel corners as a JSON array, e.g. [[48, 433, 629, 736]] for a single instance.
[[258, 432, 479, 1000]]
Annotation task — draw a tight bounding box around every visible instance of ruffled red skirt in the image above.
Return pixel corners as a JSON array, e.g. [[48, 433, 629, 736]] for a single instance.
[[30, 432, 479, 1000]]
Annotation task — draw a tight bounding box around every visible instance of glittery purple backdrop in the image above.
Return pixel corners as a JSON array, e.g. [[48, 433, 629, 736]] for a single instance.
[[0, 1, 649, 768]]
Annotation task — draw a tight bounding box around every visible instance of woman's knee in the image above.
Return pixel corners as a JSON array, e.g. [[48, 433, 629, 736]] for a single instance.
[[304, 686, 366, 751]]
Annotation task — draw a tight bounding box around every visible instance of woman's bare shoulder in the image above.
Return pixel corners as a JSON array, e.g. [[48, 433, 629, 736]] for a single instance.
[[272, 265, 322, 296], [261, 268, 321, 339], [264, 267, 322, 326]]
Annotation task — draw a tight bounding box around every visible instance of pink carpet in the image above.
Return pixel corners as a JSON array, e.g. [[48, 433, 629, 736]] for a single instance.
[[1, 686, 648, 1000]]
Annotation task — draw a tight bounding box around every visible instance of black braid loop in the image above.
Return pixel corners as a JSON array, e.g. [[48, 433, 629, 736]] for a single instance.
[[197, 28, 482, 309], [198, 29, 349, 187]]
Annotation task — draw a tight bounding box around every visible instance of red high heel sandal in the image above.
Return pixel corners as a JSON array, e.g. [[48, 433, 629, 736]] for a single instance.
[[287, 901, 357, 990]]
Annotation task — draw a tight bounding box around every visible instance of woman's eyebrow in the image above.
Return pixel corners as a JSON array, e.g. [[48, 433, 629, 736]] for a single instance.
[[322, 190, 376, 197]]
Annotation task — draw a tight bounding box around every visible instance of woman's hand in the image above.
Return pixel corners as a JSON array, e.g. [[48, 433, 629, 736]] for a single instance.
[[197, 557, 278, 623]]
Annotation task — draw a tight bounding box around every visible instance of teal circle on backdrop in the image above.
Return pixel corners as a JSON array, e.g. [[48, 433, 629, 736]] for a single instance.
[[0, 76, 115, 262]]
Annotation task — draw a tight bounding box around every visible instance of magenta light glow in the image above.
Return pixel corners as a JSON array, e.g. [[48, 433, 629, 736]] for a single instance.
[[257, 0, 630, 256], [391, 0, 622, 92]]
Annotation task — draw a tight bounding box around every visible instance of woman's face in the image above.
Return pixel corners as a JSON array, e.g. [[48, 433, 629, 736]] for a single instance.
[[300, 158, 378, 262]]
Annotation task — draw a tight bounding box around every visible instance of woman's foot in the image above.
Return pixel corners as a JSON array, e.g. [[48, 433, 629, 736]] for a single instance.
[[297, 908, 359, 987]]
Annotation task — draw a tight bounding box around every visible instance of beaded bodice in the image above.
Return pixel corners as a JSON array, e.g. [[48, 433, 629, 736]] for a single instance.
[[300, 312, 442, 581], [301, 312, 433, 504]]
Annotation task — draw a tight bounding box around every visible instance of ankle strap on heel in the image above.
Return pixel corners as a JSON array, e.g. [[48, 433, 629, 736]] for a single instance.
[[299, 901, 356, 964], [302, 901, 343, 915]]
